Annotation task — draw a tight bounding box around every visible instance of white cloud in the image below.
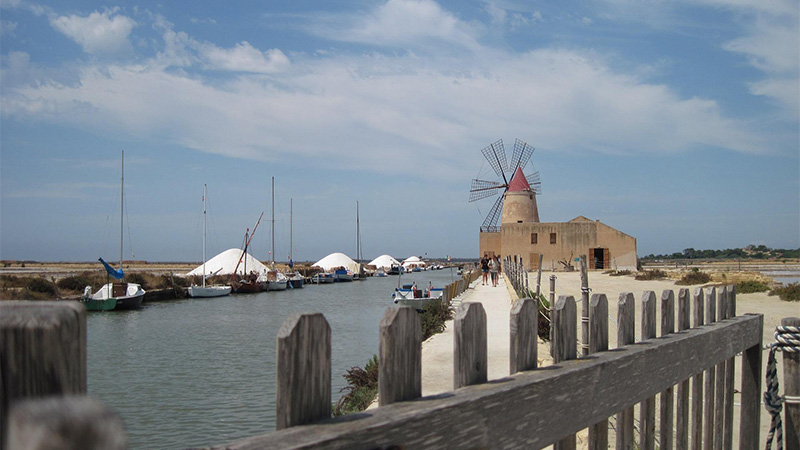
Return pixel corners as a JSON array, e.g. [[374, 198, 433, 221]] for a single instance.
[[322, 0, 481, 51], [49, 9, 136, 55], [199, 41, 290, 73], [0, 19, 17, 36]]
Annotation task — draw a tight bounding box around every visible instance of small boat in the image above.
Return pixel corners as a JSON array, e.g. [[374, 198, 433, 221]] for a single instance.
[[388, 265, 403, 275], [375, 268, 387, 277], [260, 270, 288, 291], [334, 268, 354, 282], [82, 150, 145, 311], [392, 281, 443, 310], [188, 185, 232, 298], [312, 272, 335, 283], [84, 281, 146, 310], [287, 272, 305, 288]]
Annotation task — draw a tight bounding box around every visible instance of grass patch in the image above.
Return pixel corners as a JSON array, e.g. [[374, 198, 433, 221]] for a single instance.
[[676, 268, 711, 285], [333, 354, 379, 416], [769, 282, 800, 302], [736, 280, 770, 294], [609, 270, 632, 277], [635, 269, 669, 281]]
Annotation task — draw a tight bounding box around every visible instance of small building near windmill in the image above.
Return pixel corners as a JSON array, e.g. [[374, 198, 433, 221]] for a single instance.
[[478, 168, 638, 271]]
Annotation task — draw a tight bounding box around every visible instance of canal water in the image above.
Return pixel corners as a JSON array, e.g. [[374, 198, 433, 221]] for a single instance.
[[86, 269, 461, 450]]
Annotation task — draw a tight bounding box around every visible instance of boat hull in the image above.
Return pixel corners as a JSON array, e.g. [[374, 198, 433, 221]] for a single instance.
[[82, 297, 118, 311], [188, 285, 232, 298], [288, 278, 304, 288], [232, 281, 262, 294], [83, 282, 145, 311], [266, 281, 288, 291]]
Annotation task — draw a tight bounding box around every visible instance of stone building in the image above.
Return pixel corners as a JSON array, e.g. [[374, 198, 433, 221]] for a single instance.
[[479, 170, 638, 271]]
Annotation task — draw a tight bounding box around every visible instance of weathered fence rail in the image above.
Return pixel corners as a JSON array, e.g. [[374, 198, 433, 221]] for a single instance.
[[442, 269, 479, 305], [3, 287, 797, 450]]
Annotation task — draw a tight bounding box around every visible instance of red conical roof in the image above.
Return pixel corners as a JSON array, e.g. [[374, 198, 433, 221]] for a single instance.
[[507, 167, 531, 192]]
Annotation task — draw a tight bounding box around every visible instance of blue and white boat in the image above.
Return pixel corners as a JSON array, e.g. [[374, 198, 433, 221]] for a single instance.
[[392, 281, 443, 310]]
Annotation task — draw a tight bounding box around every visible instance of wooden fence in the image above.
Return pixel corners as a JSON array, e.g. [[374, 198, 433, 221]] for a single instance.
[[4, 286, 786, 450], [442, 269, 480, 305]]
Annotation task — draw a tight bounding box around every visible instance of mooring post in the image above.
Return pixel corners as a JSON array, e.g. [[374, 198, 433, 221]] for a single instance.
[[0, 301, 87, 449], [783, 317, 800, 450], [579, 255, 589, 357]]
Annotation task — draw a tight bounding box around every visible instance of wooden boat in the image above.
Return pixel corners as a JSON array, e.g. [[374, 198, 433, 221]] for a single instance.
[[82, 150, 145, 311], [231, 213, 265, 294], [188, 185, 232, 298]]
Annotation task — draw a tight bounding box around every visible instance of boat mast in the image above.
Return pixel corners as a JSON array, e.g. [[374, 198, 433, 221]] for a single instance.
[[289, 198, 293, 264], [356, 201, 360, 263], [119, 149, 124, 272], [271, 176, 275, 267], [202, 184, 207, 288]]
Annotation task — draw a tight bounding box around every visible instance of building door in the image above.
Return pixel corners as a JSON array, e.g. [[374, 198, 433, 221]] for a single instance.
[[529, 252, 541, 270], [590, 248, 608, 269]]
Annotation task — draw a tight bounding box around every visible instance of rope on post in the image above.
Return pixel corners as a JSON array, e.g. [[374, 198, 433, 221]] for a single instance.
[[764, 325, 800, 450]]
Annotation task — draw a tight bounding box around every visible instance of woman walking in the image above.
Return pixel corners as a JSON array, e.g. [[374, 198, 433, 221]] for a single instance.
[[480, 253, 490, 285], [489, 255, 499, 287]]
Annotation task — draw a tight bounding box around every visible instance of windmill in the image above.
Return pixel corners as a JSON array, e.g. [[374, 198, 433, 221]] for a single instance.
[[469, 138, 541, 232]]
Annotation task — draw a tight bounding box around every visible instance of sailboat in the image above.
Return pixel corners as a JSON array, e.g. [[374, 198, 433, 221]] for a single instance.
[[231, 213, 264, 294], [188, 185, 232, 298], [286, 198, 304, 289], [82, 150, 146, 311], [353, 201, 366, 280], [262, 176, 288, 291]]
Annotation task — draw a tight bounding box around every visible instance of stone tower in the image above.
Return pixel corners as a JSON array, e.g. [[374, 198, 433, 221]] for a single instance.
[[500, 167, 540, 224]]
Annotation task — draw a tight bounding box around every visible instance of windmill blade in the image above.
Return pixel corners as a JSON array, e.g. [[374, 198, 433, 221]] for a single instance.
[[481, 139, 508, 183], [469, 179, 506, 202], [511, 138, 535, 172], [481, 195, 505, 232], [526, 171, 542, 195]]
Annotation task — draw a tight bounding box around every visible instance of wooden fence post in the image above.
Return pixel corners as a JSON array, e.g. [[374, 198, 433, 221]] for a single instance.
[[691, 287, 705, 450], [553, 295, 577, 450], [641, 291, 657, 450], [549, 275, 556, 355], [379, 307, 421, 406], [617, 292, 636, 450], [676, 288, 691, 450], [589, 294, 608, 450], [510, 298, 538, 374], [0, 301, 87, 448], [660, 290, 676, 450], [454, 302, 487, 389], [783, 317, 800, 450], [580, 255, 589, 357], [722, 286, 736, 450], [6, 396, 126, 450], [713, 286, 727, 450], [739, 314, 763, 450], [276, 313, 331, 430], [704, 287, 717, 450]]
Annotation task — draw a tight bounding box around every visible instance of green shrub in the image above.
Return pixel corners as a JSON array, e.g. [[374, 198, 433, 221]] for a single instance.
[[420, 300, 453, 341], [769, 283, 800, 302], [27, 278, 56, 296], [124, 273, 149, 289], [57, 274, 93, 292], [333, 355, 379, 416], [676, 268, 711, 285], [635, 269, 669, 281], [736, 280, 770, 294]]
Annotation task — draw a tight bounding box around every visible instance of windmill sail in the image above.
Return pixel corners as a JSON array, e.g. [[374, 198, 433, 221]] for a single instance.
[[470, 138, 543, 232]]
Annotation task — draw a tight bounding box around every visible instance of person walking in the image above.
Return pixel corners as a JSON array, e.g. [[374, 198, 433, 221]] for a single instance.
[[489, 255, 499, 287], [480, 253, 490, 285]]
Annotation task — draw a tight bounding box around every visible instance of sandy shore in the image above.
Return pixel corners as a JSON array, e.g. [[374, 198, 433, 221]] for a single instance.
[[419, 270, 798, 446]]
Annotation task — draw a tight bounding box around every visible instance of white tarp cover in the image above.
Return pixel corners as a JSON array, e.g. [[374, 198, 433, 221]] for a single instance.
[[368, 254, 400, 269], [187, 248, 270, 276], [313, 252, 358, 272], [401, 256, 426, 268]]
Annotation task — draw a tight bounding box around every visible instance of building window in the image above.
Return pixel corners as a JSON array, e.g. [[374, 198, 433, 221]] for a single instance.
[[550, 233, 557, 244], [531, 233, 538, 244]]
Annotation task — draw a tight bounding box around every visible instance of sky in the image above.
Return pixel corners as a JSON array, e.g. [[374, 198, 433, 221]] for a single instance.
[[0, 0, 798, 263]]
